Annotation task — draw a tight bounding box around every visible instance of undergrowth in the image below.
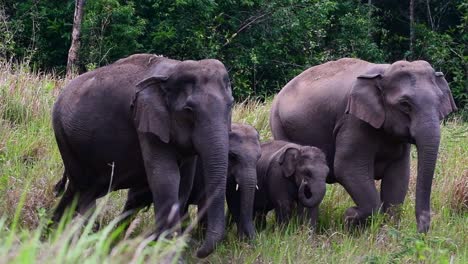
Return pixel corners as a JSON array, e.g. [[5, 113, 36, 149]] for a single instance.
[[0, 63, 466, 263]]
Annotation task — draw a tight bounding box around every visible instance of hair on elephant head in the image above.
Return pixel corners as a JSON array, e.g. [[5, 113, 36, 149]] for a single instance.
[[346, 60, 457, 232], [275, 144, 329, 208]]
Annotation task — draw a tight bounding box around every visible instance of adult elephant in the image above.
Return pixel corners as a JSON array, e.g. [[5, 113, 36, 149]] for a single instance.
[[270, 58, 457, 233], [52, 54, 233, 257]]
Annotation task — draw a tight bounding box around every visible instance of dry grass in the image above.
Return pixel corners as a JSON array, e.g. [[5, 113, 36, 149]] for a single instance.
[[451, 170, 468, 213]]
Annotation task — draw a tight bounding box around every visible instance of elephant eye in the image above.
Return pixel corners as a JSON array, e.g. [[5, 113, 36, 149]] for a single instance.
[[229, 152, 238, 161], [399, 100, 412, 113]]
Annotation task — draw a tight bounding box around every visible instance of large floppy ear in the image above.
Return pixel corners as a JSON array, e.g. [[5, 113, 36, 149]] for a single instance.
[[277, 146, 300, 178], [132, 75, 171, 143], [434, 72, 458, 120], [346, 69, 385, 129]]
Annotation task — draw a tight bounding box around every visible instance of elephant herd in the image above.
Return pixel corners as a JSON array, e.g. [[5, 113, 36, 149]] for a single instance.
[[50, 54, 457, 257]]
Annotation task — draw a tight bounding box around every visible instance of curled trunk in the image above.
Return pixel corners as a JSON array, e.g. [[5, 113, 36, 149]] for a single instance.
[[298, 180, 326, 208]]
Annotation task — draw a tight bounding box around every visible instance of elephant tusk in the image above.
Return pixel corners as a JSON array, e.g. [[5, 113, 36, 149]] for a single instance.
[[256, 185, 259, 190], [236, 184, 239, 191]]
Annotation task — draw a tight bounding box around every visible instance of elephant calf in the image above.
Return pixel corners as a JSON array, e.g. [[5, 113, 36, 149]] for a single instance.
[[122, 123, 262, 238], [253, 140, 329, 228]]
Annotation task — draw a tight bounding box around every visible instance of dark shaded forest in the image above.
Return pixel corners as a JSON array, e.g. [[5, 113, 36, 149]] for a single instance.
[[1, 0, 466, 107]]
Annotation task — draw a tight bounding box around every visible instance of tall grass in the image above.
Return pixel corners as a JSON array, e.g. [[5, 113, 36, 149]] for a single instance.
[[0, 62, 467, 263]]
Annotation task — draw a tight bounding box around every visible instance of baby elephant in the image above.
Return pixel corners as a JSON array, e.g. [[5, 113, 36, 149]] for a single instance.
[[120, 123, 261, 238], [254, 140, 329, 228], [187, 123, 261, 238]]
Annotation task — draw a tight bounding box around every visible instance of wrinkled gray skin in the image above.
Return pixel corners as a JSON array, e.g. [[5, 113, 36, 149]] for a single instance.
[[52, 54, 233, 258], [254, 140, 329, 227], [121, 123, 262, 239], [270, 58, 457, 232]]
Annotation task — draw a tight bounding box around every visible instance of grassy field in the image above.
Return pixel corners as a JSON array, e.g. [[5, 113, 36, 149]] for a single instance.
[[0, 63, 466, 263]]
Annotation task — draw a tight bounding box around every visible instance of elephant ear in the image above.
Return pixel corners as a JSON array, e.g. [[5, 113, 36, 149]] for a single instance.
[[434, 72, 457, 120], [132, 75, 171, 143], [346, 68, 385, 129], [277, 146, 300, 178]]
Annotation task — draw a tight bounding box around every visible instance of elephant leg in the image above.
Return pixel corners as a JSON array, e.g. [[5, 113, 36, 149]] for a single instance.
[[380, 147, 410, 219], [255, 211, 268, 231], [296, 204, 307, 221], [226, 190, 243, 235], [75, 188, 103, 231], [334, 143, 380, 228], [138, 136, 181, 237], [336, 170, 380, 227], [274, 200, 293, 226], [297, 204, 319, 229], [54, 170, 68, 197], [52, 183, 76, 223], [195, 201, 208, 237], [121, 187, 153, 221], [178, 156, 198, 215]]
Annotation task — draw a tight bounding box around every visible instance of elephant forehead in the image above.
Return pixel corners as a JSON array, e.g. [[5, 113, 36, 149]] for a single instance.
[[382, 71, 442, 100], [231, 124, 259, 137], [176, 59, 227, 75], [386, 61, 434, 76]]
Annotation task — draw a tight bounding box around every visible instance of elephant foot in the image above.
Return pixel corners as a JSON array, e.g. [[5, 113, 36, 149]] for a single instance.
[[381, 204, 403, 223], [237, 224, 255, 240], [344, 206, 370, 230], [416, 210, 431, 233]]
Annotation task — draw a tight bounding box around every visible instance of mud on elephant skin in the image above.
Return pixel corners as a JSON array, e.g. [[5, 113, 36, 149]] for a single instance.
[[120, 123, 262, 240], [52, 54, 233, 258], [270, 58, 457, 232], [253, 140, 329, 228]]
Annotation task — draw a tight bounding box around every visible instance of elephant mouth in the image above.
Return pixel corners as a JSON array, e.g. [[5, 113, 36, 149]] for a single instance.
[[302, 182, 312, 199]]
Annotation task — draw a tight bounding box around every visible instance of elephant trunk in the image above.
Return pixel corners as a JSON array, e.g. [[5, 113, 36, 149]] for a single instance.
[[298, 179, 326, 208], [194, 126, 229, 258], [237, 167, 257, 239], [414, 119, 441, 233]]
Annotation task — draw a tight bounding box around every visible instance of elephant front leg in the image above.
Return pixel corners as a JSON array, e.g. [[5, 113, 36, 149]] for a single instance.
[[138, 135, 182, 237], [297, 204, 319, 229], [334, 145, 380, 228], [226, 188, 244, 236], [121, 187, 153, 221], [255, 211, 268, 231], [274, 200, 293, 226], [178, 156, 198, 216], [380, 146, 410, 219]]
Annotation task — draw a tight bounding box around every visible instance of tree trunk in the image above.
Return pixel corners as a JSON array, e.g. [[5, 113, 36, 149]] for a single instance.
[[409, 0, 414, 60], [368, 0, 372, 37], [66, 0, 86, 79], [426, 0, 434, 30]]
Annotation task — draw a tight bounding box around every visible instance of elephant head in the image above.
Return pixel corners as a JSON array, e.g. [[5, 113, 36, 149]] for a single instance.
[[276, 144, 329, 208], [228, 123, 261, 239], [346, 60, 457, 233], [133, 59, 233, 257]]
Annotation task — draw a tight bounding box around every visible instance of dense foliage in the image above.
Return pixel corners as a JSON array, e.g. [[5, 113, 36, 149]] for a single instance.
[[1, 0, 466, 108]]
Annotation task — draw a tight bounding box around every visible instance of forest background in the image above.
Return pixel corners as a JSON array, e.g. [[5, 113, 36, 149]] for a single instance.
[[1, 0, 466, 108]]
